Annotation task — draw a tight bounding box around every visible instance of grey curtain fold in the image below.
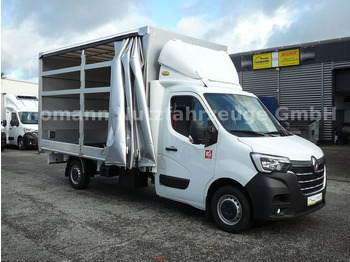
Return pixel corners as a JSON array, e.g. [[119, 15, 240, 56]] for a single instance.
[[105, 37, 156, 168]]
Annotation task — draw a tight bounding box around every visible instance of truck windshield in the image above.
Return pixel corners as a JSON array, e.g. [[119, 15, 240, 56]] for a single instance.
[[19, 112, 38, 125], [204, 93, 288, 137]]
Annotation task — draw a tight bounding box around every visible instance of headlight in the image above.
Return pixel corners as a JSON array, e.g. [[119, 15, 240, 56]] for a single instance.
[[251, 153, 291, 173], [24, 128, 35, 133]]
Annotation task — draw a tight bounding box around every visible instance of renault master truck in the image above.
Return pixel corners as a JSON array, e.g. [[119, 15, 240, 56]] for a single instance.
[[1, 94, 39, 149], [38, 26, 326, 232]]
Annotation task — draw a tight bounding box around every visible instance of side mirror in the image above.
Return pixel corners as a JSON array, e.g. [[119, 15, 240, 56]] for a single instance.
[[206, 125, 218, 147], [189, 120, 218, 146], [1, 120, 7, 127], [281, 121, 290, 131], [10, 120, 19, 127], [189, 120, 207, 145]]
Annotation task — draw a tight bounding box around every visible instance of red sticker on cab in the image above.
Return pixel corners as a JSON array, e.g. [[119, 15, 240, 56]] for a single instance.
[[205, 150, 212, 159]]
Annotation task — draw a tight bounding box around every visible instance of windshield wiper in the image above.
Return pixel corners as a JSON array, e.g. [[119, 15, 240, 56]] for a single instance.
[[265, 130, 288, 136], [229, 130, 266, 136]]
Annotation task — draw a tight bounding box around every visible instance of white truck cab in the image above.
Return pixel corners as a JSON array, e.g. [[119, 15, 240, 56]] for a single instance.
[[150, 41, 326, 232], [39, 26, 326, 233], [152, 85, 325, 231], [1, 94, 39, 149]]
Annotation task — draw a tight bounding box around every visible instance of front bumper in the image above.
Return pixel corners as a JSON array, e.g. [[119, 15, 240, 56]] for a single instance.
[[23, 132, 38, 148], [245, 171, 326, 221]]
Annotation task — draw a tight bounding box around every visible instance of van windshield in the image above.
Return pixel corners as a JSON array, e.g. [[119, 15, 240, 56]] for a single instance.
[[204, 93, 288, 137], [19, 112, 39, 125]]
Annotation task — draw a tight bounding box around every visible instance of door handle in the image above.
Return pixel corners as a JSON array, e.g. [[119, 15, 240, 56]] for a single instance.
[[166, 147, 178, 152]]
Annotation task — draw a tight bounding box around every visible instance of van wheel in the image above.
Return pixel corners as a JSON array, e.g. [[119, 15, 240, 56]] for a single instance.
[[68, 159, 90, 189], [18, 137, 26, 150], [211, 185, 252, 233]]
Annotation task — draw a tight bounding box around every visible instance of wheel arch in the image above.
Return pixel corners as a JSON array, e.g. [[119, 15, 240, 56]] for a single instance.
[[205, 178, 252, 219], [65, 156, 95, 177]]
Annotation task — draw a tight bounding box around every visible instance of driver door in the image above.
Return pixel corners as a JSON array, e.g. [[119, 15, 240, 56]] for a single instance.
[[156, 93, 218, 206]]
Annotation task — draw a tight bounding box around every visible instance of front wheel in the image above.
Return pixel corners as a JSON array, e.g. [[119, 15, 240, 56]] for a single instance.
[[68, 159, 90, 189], [18, 137, 26, 150], [211, 185, 252, 233]]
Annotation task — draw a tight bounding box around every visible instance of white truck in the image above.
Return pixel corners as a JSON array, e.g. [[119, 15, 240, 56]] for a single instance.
[[38, 26, 326, 232], [1, 93, 39, 149]]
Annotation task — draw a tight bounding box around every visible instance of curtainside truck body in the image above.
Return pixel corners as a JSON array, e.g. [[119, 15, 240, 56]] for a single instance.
[[39, 26, 326, 232]]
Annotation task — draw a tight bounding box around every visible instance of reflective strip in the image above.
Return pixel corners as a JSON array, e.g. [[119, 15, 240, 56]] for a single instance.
[[298, 175, 324, 183], [301, 183, 324, 191]]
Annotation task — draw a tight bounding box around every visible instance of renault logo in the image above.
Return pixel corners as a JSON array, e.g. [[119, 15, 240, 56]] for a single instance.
[[311, 156, 319, 173]]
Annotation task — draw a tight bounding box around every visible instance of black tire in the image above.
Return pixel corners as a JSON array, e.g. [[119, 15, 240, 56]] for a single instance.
[[68, 159, 90, 190], [211, 185, 252, 233], [18, 137, 26, 150]]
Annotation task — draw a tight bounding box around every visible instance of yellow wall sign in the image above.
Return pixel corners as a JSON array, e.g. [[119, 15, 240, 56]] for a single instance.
[[253, 53, 272, 70], [279, 49, 300, 67]]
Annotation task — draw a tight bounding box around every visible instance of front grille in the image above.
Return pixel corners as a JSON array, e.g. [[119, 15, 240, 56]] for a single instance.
[[291, 158, 325, 195]]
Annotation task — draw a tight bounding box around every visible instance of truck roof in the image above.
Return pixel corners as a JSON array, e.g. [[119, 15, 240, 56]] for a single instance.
[[159, 40, 240, 87], [4, 94, 38, 112], [39, 26, 229, 90], [39, 28, 140, 59], [39, 26, 227, 59]]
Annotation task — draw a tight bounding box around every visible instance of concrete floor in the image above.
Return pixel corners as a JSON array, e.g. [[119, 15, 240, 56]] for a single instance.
[[1, 146, 350, 261], [321, 145, 350, 182]]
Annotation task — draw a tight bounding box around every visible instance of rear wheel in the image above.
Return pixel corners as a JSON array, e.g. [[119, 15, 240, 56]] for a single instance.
[[18, 137, 26, 150], [211, 185, 252, 233], [68, 159, 90, 189]]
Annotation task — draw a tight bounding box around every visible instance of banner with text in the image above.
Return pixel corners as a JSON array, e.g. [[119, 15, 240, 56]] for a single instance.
[[253, 53, 272, 70], [252, 48, 300, 70]]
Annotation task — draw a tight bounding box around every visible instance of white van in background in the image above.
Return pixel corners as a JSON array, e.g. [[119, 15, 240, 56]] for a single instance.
[[1, 94, 39, 149]]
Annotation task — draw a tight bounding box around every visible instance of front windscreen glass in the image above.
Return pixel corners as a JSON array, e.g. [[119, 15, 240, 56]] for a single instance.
[[19, 112, 39, 124], [204, 93, 288, 137]]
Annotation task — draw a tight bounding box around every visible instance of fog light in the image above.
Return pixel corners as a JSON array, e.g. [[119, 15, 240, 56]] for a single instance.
[[277, 208, 281, 214]]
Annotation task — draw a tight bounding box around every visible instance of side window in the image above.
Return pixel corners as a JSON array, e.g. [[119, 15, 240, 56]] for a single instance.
[[171, 96, 209, 137]]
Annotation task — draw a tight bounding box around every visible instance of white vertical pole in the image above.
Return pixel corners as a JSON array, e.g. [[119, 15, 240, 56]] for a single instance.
[[79, 50, 86, 155], [38, 55, 43, 152]]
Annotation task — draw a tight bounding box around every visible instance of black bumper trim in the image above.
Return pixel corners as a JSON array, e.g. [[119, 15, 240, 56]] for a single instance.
[[160, 174, 190, 189], [245, 171, 326, 221]]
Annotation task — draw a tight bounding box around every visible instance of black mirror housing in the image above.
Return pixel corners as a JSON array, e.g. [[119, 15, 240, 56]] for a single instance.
[[189, 120, 207, 144], [10, 120, 19, 127], [189, 121, 218, 147]]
